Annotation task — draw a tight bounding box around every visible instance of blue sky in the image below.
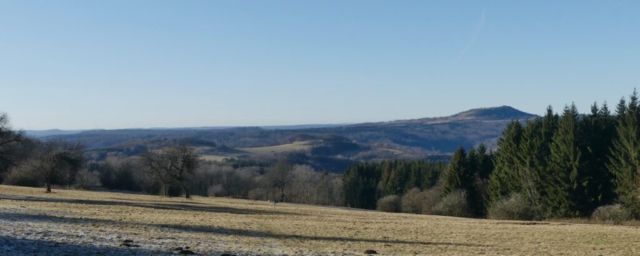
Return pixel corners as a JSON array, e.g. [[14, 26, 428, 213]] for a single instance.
[[1, 1, 639, 130]]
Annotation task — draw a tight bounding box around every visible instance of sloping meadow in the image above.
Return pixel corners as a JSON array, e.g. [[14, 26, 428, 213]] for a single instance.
[[0, 185, 638, 255]]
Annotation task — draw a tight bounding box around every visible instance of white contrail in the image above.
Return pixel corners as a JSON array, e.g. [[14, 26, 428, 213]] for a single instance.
[[455, 9, 485, 62]]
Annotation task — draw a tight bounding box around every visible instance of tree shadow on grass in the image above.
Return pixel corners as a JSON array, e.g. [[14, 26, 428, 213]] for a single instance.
[[0, 195, 299, 216], [0, 211, 488, 249], [159, 223, 488, 248], [0, 235, 165, 255]]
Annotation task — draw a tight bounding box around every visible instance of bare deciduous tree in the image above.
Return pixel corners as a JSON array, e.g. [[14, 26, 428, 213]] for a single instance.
[[288, 165, 318, 204], [265, 160, 293, 202], [0, 113, 24, 172], [141, 143, 199, 199], [27, 141, 85, 193]]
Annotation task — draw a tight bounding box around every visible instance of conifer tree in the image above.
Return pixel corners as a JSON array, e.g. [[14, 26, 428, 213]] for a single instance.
[[443, 147, 472, 195], [475, 143, 493, 180], [580, 102, 616, 211], [487, 121, 523, 203], [546, 104, 583, 217], [516, 118, 545, 214], [406, 163, 422, 191], [608, 92, 640, 216]]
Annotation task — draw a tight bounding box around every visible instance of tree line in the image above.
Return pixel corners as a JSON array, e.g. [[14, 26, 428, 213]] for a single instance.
[[0, 116, 343, 206], [342, 160, 447, 209], [4, 89, 640, 223], [342, 90, 640, 222], [486, 91, 640, 219]]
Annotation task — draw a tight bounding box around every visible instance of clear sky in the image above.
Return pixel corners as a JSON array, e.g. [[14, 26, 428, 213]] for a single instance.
[[1, 1, 639, 130]]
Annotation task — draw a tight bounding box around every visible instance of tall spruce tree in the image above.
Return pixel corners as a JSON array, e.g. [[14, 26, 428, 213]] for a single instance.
[[546, 104, 584, 217], [580, 102, 616, 212], [516, 118, 545, 214], [444, 146, 482, 216], [443, 147, 473, 195], [608, 92, 640, 216], [487, 121, 523, 204], [476, 143, 493, 180]]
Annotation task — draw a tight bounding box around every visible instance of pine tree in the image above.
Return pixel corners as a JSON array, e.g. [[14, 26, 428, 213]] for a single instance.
[[420, 162, 442, 190], [580, 102, 616, 212], [487, 121, 523, 204], [546, 104, 583, 217], [476, 143, 493, 180], [406, 163, 422, 191], [342, 164, 380, 209], [517, 118, 545, 214], [443, 147, 472, 195], [608, 92, 640, 216], [537, 106, 558, 200]]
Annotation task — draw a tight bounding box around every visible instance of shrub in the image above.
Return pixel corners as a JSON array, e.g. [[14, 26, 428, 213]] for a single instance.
[[431, 190, 471, 217], [377, 195, 402, 213], [3, 163, 42, 187], [248, 188, 268, 200], [74, 169, 101, 190], [422, 185, 443, 214], [402, 188, 424, 214], [488, 193, 537, 220], [97, 160, 140, 191], [207, 184, 225, 197], [592, 204, 632, 225]]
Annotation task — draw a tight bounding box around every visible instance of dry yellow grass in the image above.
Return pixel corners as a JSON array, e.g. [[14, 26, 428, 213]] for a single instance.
[[1, 185, 639, 255], [199, 155, 232, 162], [196, 141, 316, 162], [238, 141, 315, 157]]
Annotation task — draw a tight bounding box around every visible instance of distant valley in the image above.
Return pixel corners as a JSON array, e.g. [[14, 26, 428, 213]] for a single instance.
[[33, 106, 536, 172]]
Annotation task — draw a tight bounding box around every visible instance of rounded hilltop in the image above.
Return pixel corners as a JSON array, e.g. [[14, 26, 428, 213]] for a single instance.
[[451, 106, 537, 121]]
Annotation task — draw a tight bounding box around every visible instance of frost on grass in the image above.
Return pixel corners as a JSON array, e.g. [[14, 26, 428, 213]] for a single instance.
[[0, 185, 639, 255]]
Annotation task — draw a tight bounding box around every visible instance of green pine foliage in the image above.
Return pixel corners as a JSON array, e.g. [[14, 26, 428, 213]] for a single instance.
[[343, 90, 640, 220], [484, 90, 640, 219], [442, 146, 493, 217], [580, 103, 616, 211], [487, 121, 523, 204], [342, 160, 446, 210], [443, 147, 471, 195], [546, 104, 583, 217], [608, 92, 640, 217]]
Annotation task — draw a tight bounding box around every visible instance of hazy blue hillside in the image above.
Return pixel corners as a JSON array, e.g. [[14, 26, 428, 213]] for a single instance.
[[42, 106, 536, 150]]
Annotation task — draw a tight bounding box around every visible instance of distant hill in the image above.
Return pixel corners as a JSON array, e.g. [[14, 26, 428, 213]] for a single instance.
[[370, 106, 536, 125], [39, 106, 537, 172], [25, 129, 86, 138], [449, 106, 536, 121]]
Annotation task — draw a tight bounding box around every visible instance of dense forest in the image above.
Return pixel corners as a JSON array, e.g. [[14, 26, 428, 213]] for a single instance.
[[343, 90, 640, 222]]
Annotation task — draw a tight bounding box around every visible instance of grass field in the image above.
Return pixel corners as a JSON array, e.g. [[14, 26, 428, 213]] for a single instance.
[[1, 185, 639, 255], [198, 141, 317, 162]]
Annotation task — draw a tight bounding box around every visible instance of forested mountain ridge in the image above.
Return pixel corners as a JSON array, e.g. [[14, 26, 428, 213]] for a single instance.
[[38, 106, 536, 171]]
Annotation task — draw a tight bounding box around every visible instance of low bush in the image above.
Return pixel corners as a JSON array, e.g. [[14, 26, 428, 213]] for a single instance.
[[208, 184, 225, 197], [422, 185, 444, 214], [592, 204, 632, 225], [422, 186, 442, 214], [3, 162, 42, 187], [402, 188, 424, 214], [431, 190, 471, 217], [488, 193, 537, 220], [377, 195, 402, 213], [74, 169, 101, 190], [248, 188, 268, 200]]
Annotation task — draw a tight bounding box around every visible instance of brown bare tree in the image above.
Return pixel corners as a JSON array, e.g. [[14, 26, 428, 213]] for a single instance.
[[25, 140, 85, 193], [0, 113, 24, 173], [265, 159, 293, 202], [141, 143, 199, 199]]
